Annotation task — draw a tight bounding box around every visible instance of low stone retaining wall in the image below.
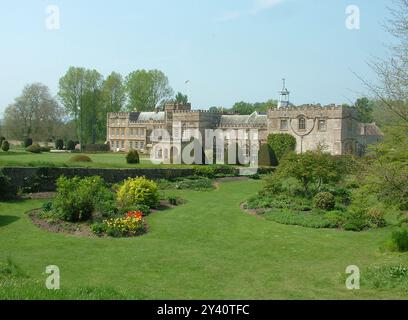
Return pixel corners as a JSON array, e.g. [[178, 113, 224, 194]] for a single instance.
[[1, 166, 274, 192]]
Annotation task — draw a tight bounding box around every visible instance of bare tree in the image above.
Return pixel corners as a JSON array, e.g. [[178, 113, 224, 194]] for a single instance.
[[360, 0, 408, 125]]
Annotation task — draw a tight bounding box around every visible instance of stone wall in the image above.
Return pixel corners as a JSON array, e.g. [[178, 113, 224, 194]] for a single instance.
[[2, 166, 273, 192], [2, 167, 195, 192]]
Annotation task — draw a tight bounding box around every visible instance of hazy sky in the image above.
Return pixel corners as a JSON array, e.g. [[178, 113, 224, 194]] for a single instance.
[[0, 0, 393, 114]]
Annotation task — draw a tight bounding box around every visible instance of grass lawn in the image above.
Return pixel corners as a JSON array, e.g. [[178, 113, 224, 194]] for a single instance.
[[0, 179, 407, 299], [0, 151, 188, 169]]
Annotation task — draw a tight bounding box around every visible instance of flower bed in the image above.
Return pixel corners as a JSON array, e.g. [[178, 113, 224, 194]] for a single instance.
[[92, 211, 147, 238]]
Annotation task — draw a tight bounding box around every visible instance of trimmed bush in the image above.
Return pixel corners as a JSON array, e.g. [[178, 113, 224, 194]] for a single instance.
[[258, 144, 278, 167], [55, 139, 64, 150], [24, 138, 33, 148], [126, 150, 140, 164], [26, 143, 42, 154], [40, 146, 51, 152], [117, 177, 159, 209], [391, 228, 408, 252], [1, 141, 10, 152], [69, 155, 93, 163], [66, 140, 76, 151], [83, 144, 109, 152], [314, 192, 336, 211]]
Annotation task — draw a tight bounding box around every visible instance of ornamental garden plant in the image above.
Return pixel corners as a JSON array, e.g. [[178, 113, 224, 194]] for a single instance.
[[36, 176, 162, 238], [245, 150, 389, 231]]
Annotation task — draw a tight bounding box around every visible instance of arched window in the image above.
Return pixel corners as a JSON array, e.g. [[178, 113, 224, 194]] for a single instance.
[[299, 117, 306, 130]]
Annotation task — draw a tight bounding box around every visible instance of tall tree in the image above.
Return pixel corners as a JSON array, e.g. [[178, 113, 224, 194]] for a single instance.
[[175, 92, 188, 104], [58, 67, 105, 145], [102, 72, 126, 113], [354, 97, 374, 123], [58, 67, 86, 140], [83, 69, 104, 144], [4, 83, 63, 141], [125, 69, 173, 111]]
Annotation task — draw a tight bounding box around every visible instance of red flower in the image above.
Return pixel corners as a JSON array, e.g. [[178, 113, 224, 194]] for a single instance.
[[126, 211, 143, 220]]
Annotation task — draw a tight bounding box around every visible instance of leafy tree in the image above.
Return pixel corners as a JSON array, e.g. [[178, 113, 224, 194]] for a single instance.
[[4, 83, 62, 141], [231, 102, 254, 115], [102, 71, 126, 113], [175, 92, 188, 104], [274, 151, 351, 197], [58, 67, 86, 138], [66, 140, 76, 151], [354, 97, 374, 123], [58, 67, 105, 145], [267, 133, 297, 161], [125, 69, 173, 111]]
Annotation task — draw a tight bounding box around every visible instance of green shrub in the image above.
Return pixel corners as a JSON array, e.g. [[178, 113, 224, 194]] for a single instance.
[[267, 133, 296, 161], [126, 150, 140, 164], [69, 155, 93, 163], [91, 222, 107, 236], [194, 166, 216, 178], [42, 201, 53, 212], [258, 144, 278, 167], [55, 139, 64, 150], [24, 138, 33, 148], [391, 228, 408, 252], [117, 177, 159, 209], [52, 176, 115, 222], [314, 192, 336, 211], [66, 140, 76, 151], [366, 207, 387, 228], [40, 146, 51, 152], [1, 141, 10, 152], [168, 196, 180, 206], [26, 143, 42, 153]]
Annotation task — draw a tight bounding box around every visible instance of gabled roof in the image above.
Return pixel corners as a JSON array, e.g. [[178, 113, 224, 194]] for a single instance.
[[219, 112, 267, 126], [359, 123, 384, 137], [130, 112, 165, 122]]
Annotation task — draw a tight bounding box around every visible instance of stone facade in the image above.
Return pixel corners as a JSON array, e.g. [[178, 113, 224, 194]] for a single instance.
[[107, 100, 382, 161]]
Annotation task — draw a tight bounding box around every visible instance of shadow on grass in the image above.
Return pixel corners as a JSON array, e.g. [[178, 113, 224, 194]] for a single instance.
[[0, 215, 20, 227]]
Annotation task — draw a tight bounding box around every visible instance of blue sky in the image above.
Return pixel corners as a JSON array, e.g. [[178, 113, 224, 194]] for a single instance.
[[0, 0, 392, 114]]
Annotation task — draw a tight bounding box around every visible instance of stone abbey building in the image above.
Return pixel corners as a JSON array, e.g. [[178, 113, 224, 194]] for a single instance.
[[107, 82, 382, 162]]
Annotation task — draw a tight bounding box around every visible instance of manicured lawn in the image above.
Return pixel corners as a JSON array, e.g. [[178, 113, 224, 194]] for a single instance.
[[0, 151, 188, 169], [0, 179, 407, 299]]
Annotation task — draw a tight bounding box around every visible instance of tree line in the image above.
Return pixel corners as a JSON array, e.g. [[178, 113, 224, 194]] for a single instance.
[[1, 68, 179, 144]]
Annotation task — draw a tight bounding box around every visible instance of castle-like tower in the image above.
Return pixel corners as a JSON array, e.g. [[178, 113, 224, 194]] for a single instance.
[[277, 78, 290, 109]]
